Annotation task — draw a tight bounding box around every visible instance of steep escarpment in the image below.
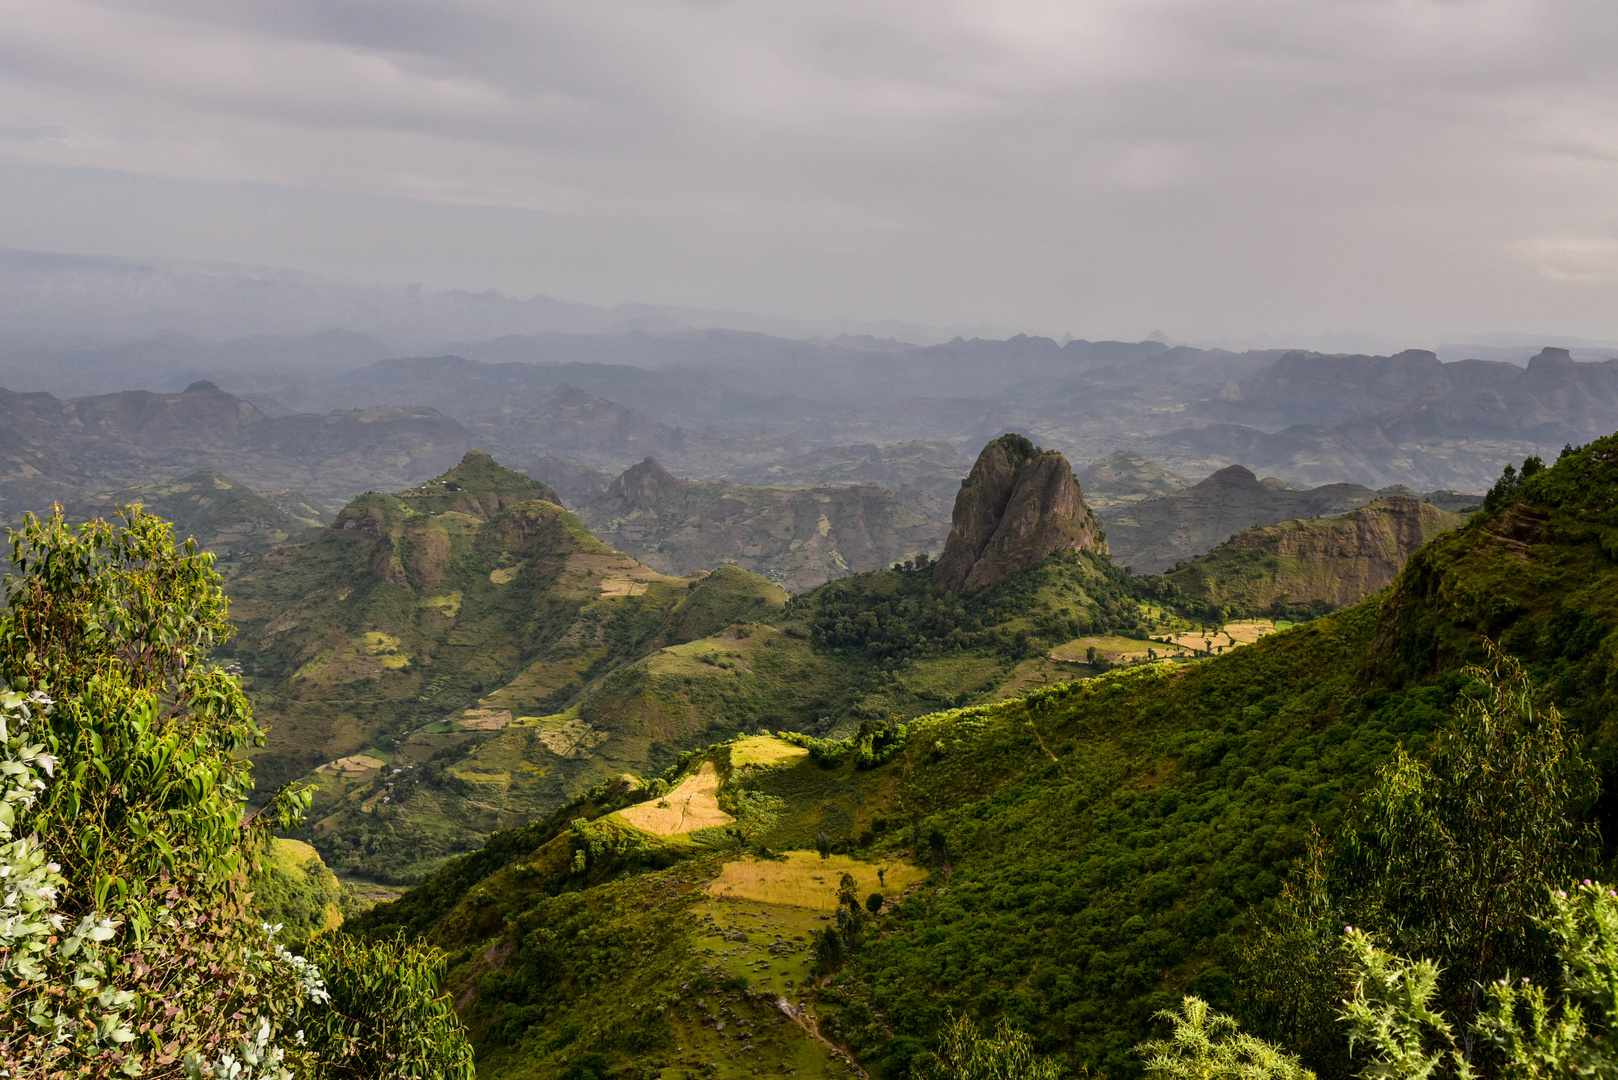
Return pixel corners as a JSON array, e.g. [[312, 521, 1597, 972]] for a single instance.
[[1163, 495, 1463, 612], [1104, 464, 1383, 573], [932, 433, 1105, 593]]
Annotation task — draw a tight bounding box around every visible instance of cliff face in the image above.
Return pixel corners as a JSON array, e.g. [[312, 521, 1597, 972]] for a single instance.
[[932, 434, 1105, 593], [1164, 495, 1463, 610], [1103, 464, 1384, 573]]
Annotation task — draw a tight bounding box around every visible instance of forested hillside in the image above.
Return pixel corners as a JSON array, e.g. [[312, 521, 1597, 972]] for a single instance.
[[348, 435, 1618, 1079]]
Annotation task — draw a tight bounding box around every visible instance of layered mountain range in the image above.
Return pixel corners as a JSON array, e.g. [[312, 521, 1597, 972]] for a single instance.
[[11, 318, 1609, 500], [0, 379, 470, 518], [577, 456, 947, 590]]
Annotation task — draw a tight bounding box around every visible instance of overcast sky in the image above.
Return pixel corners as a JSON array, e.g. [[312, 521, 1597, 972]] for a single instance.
[[1, 0, 1616, 345]]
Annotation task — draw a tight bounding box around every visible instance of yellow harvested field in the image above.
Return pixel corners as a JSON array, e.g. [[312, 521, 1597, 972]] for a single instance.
[[597, 574, 649, 597], [1224, 620, 1277, 644], [617, 762, 734, 835], [703, 851, 928, 910], [730, 735, 808, 769], [1160, 619, 1277, 652], [315, 754, 387, 777], [1051, 635, 1188, 663], [455, 707, 513, 730]]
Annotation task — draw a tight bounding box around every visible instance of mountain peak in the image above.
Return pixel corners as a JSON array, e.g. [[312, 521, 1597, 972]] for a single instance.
[[1527, 346, 1576, 372], [602, 456, 688, 511], [1205, 464, 1260, 487], [391, 450, 560, 519], [932, 434, 1105, 593]]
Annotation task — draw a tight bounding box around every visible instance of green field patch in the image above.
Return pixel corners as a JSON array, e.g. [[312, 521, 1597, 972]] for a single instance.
[[703, 851, 926, 910], [729, 734, 809, 769], [445, 766, 511, 794], [692, 898, 828, 997], [989, 657, 1081, 702], [648, 627, 771, 677], [420, 591, 462, 617], [358, 631, 402, 655], [897, 654, 1003, 699]]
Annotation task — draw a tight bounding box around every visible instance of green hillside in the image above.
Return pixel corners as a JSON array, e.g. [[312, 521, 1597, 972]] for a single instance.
[[1160, 495, 1463, 616], [347, 438, 1618, 1079], [61, 470, 327, 576], [229, 446, 1219, 886]]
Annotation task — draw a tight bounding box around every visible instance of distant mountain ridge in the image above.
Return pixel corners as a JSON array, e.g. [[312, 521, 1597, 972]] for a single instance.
[[63, 471, 326, 577], [0, 379, 472, 518], [1075, 451, 1189, 512], [578, 457, 947, 590], [1137, 347, 1618, 490]]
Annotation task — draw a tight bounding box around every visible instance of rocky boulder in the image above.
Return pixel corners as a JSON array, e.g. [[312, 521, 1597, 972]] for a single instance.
[[932, 434, 1105, 593]]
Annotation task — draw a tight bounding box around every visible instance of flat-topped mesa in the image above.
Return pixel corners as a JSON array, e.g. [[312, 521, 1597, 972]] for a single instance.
[[933, 433, 1106, 593]]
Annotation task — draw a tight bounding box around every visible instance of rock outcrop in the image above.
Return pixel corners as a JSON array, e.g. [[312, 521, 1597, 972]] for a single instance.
[[932, 434, 1105, 593]]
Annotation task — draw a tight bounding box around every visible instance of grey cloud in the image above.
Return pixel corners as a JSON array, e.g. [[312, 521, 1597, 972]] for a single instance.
[[0, 0, 1615, 342]]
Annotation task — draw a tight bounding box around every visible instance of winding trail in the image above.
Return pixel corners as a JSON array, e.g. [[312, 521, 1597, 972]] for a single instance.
[[1028, 719, 1060, 763], [776, 997, 869, 1079]]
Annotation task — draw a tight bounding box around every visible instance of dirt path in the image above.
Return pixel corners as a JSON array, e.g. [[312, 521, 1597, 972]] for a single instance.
[[776, 997, 868, 1079], [1028, 719, 1059, 763]]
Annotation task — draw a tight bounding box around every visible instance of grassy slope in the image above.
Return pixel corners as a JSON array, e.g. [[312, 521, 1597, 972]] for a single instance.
[[352, 436, 1618, 1079]]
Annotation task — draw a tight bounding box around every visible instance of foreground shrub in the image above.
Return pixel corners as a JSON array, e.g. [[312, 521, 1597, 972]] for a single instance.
[[0, 509, 473, 1078]]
